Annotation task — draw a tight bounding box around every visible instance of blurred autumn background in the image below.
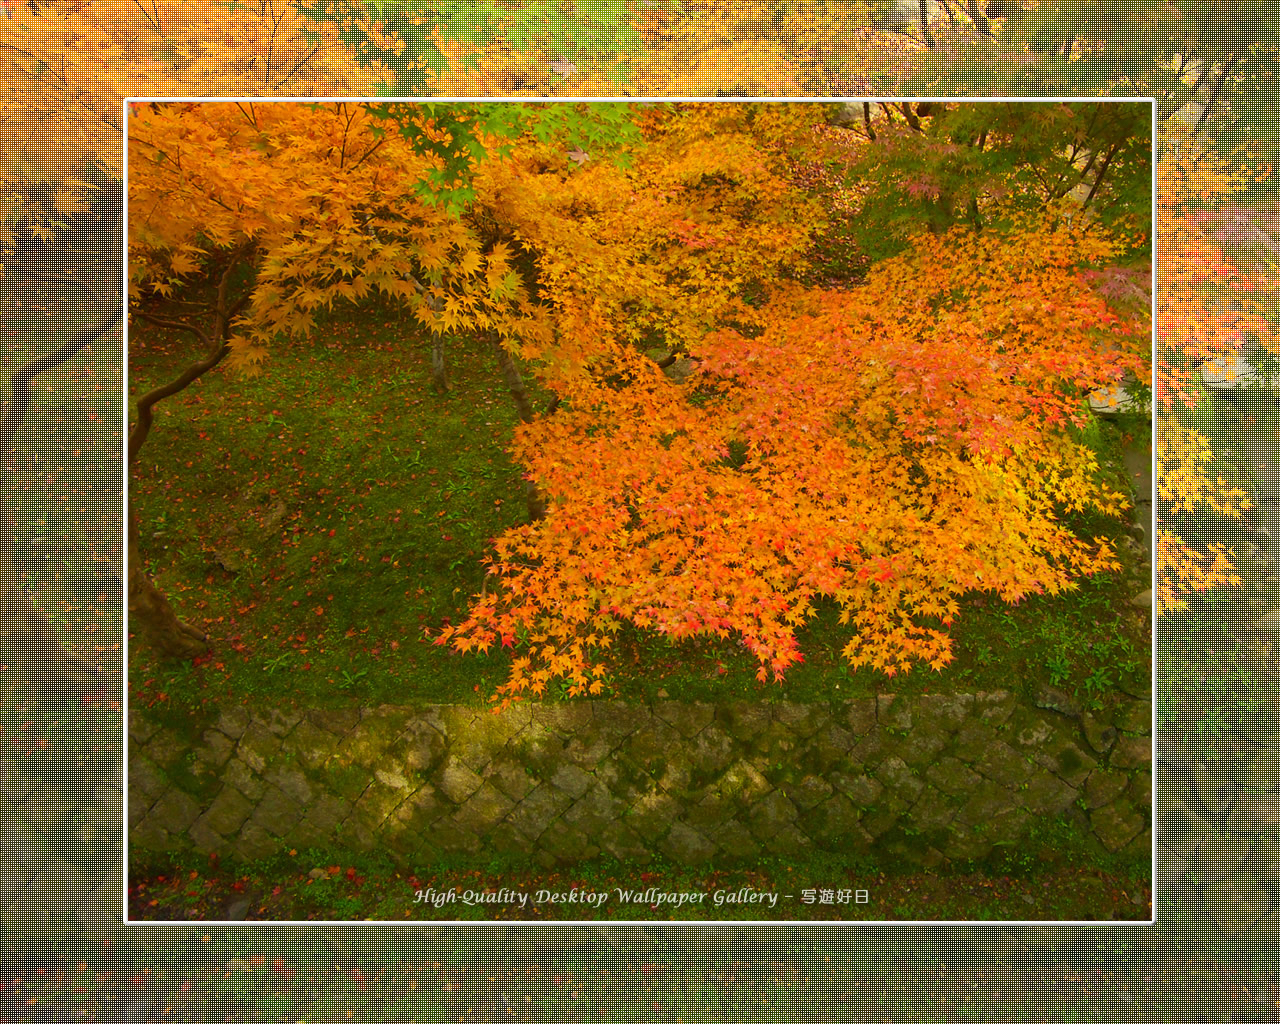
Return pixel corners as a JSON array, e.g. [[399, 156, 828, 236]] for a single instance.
[[2, 1, 1279, 1021]]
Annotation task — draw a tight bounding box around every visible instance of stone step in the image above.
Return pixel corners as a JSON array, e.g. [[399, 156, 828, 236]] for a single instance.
[[1200, 352, 1270, 391]]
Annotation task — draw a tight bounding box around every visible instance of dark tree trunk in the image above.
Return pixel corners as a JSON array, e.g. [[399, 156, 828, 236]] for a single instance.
[[899, 101, 923, 132], [1192, 54, 1239, 134], [126, 245, 252, 657], [966, 196, 983, 231], [431, 335, 449, 393], [1082, 141, 1122, 210], [488, 330, 536, 424], [523, 479, 548, 522], [127, 504, 208, 658], [918, 0, 935, 47], [967, 0, 992, 36], [1, 309, 118, 454], [0, 547, 107, 692], [487, 331, 547, 521]]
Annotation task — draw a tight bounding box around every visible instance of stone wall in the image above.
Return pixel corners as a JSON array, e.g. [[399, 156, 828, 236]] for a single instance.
[[128, 685, 1152, 872]]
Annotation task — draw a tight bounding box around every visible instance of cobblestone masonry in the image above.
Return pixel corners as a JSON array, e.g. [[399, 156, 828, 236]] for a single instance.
[[127, 685, 1152, 871]]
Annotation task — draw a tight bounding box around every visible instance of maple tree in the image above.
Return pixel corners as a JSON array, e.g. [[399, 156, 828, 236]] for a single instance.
[[131, 101, 817, 424], [125, 101, 829, 656], [126, 101, 442, 654], [2, 0, 1270, 257], [127, 99, 1152, 692], [296, 0, 667, 94], [0, 0, 851, 256], [869, 14, 1280, 626], [897, 1, 1280, 170], [0, 0, 1271, 1000], [436, 213, 1149, 709], [125, 99, 562, 651], [131, 101, 815, 364]]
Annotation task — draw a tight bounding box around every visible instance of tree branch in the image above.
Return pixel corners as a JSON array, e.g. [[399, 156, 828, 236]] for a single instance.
[[128, 243, 254, 464], [132, 310, 210, 341], [488, 330, 537, 426], [1193, 54, 1239, 135], [917, 0, 935, 48], [966, 0, 992, 38], [2, 308, 118, 460], [1082, 141, 1121, 210], [127, 337, 231, 465]]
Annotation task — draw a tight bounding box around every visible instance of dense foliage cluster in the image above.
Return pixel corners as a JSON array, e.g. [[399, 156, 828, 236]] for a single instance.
[[125, 100, 1149, 705]]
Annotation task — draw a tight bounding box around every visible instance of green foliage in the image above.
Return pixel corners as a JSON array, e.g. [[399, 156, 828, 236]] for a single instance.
[[822, 101, 1151, 265], [365, 101, 642, 215]]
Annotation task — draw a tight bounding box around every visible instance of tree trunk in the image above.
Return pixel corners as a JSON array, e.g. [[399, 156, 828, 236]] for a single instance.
[[431, 335, 449, 393], [1082, 141, 1121, 209], [2, 307, 118, 694], [127, 503, 208, 658], [0, 545, 107, 693], [125, 334, 228, 657], [487, 331, 547, 521], [967, 0, 992, 37], [126, 245, 252, 656], [918, 0, 935, 47], [488, 330, 537, 424], [1192, 54, 1239, 135], [2, 309, 118, 455]]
